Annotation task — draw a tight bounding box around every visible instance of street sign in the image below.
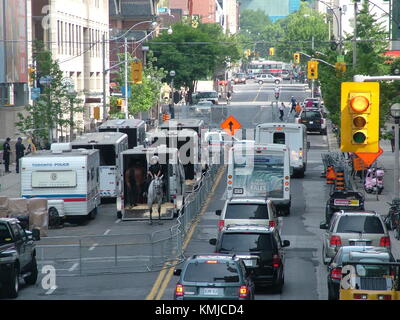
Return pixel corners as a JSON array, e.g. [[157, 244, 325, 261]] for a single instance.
[[221, 115, 242, 136], [31, 88, 41, 100], [337, 55, 345, 63], [121, 86, 131, 98], [355, 147, 384, 167]]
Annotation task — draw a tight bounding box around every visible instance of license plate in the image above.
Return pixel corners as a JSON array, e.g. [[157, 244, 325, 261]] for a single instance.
[[309, 121, 314, 124], [243, 260, 255, 267], [334, 199, 360, 206], [203, 288, 220, 296], [352, 241, 367, 246]]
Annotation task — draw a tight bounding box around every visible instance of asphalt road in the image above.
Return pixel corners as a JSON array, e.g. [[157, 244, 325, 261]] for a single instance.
[[14, 81, 333, 300]]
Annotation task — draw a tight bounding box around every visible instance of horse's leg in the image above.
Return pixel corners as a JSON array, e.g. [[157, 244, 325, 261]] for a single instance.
[[157, 199, 163, 224]]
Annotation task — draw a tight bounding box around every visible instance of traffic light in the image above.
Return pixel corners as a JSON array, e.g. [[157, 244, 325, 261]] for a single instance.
[[294, 53, 300, 64], [116, 98, 123, 107], [28, 66, 36, 86], [131, 61, 143, 84], [340, 82, 380, 153], [335, 62, 347, 75], [307, 60, 318, 79], [244, 49, 251, 57], [93, 106, 100, 120], [269, 48, 275, 56]]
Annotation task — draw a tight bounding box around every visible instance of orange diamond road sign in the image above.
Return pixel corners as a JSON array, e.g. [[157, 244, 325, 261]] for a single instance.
[[355, 147, 384, 167], [221, 115, 242, 136]]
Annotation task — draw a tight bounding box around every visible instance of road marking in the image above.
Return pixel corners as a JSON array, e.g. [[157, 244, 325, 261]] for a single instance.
[[68, 263, 79, 272], [115, 219, 121, 224], [104, 229, 111, 235], [252, 85, 263, 103], [89, 243, 98, 251], [147, 166, 227, 300]]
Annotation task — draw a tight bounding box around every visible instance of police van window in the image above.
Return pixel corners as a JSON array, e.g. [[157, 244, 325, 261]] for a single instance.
[[273, 132, 285, 145], [10, 224, 22, 241]]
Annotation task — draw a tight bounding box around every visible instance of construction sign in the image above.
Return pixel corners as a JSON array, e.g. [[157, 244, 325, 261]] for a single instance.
[[221, 115, 242, 136]]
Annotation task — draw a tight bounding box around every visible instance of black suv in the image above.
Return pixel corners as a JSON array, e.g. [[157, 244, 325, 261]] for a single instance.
[[173, 254, 255, 300], [0, 218, 41, 298], [296, 108, 327, 135], [209, 225, 290, 293]]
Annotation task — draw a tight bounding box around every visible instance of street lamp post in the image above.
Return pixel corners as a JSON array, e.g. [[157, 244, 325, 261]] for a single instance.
[[169, 70, 176, 119], [391, 103, 400, 200]]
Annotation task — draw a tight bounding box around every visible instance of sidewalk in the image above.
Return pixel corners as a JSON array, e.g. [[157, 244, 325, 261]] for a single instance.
[[326, 122, 400, 258], [0, 163, 21, 198]]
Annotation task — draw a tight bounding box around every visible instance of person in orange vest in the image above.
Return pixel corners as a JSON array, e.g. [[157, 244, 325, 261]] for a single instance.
[[295, 103, 302, 116]]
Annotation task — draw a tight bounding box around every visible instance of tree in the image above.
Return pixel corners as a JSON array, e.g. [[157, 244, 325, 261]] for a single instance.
[[149, 23, 241, 100], [110, 50, 166, 118], [16, 42, 83, 145]]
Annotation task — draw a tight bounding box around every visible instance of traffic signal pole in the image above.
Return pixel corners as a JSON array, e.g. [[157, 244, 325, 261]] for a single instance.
[[124, 37, 129, 119]]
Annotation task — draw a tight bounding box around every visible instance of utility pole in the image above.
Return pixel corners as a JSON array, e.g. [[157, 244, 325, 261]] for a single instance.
[[124, 37, 129, 119], [339, 6, 343, 55], [353, 1, 358, 69], [102, 34, 107, 121]]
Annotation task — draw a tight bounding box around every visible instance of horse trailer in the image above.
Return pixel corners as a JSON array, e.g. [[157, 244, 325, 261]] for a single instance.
[[118, 145, 186, 221], [71, 132, 128, 198], [98, 119, 146, 149]]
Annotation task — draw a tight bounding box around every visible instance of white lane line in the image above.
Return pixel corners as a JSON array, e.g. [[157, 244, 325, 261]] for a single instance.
[[115, 219, 121, 224], [104, 229, 111, 235], [68, 263, 79, 272], [89, 243, 98, 251]]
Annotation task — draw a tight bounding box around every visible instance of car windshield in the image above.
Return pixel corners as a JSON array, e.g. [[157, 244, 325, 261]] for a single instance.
[[301, 111, 321, 119], [0, 223, 12, 245], [225, 204, 269, 219], [220, 233, 273, 252], [183, 261, 240, 283], [197, 92, 218, 99], [336, 216, 384, 234]]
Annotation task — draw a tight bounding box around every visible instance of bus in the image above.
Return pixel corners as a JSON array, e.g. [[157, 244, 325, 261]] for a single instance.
[[247, 60, 284, 76], [227, 143, 291, 215]]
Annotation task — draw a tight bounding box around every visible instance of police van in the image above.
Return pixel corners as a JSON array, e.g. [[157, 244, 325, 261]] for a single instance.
[[20, 144, 100, 220]]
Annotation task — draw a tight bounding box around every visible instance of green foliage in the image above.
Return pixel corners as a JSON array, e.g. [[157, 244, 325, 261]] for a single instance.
[[16, 42, 83, 142], [149, 23, 241, 90]]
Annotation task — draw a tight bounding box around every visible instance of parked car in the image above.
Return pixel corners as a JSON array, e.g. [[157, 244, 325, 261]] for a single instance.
[[216, 197, 281, 232], [327, 246, 395, 300], [232, 73, 247, 84], [0, 218, 41, 298], [281, 70, 291, 80], [320, 211, 391, 265], [295, 108, 327, 135], [255, 74, 282, 85], [173, 254, 255, 300], [210, 225, 290, 293]]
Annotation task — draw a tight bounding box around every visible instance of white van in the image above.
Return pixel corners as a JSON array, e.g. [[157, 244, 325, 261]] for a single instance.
[[256, 123, 309, 178], [20, 144, 100, 220], [71, 132, 128, 198]]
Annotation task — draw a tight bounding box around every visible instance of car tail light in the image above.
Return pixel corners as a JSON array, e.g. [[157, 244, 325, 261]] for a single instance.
[[269, 220, 276, 227], [218, 220, 224, 231], [353, 293, 368, 300], [379, 236, 391, 247], [330, 236, 342, 246], [272, 254, 281, 268], [321, 119, 324, 125], [239, 285, 249, 298], [330, 268, 342, 280], [378, 295, 392, 300], [175, 284, 184, 297]]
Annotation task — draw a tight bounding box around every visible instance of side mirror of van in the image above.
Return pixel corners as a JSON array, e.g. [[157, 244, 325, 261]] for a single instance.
[[320, 222, 328, 230], [282, 240, 290, 248], [209, 238, 217, 246], [216, 210, 222, 216]]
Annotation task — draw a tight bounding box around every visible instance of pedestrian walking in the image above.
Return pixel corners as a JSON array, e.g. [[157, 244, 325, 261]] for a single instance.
[[279, 102, 285, 121], [290, 96, 296, 114], [15, 137, 26, 174], [2, 138, 11, 174], [295, 103, 302, 116], [390, 126, 395, 152]]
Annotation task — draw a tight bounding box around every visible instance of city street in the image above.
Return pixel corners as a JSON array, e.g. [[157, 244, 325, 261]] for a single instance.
[[14, 81, 334, 300]]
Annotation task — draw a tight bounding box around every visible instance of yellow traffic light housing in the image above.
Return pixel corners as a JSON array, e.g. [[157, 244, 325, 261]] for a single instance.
[[131, 61, 143, 84], [269, 48, 275, 56], [335, 62, 347, 75], [341, 82, 380, 153], [294, 53, 300, 64], [308, 61, 318, 79]]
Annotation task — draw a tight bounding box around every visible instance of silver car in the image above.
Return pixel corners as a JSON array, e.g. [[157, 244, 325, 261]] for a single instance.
[[320, 211, 390, 264], [254, 74, 282, 85]]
